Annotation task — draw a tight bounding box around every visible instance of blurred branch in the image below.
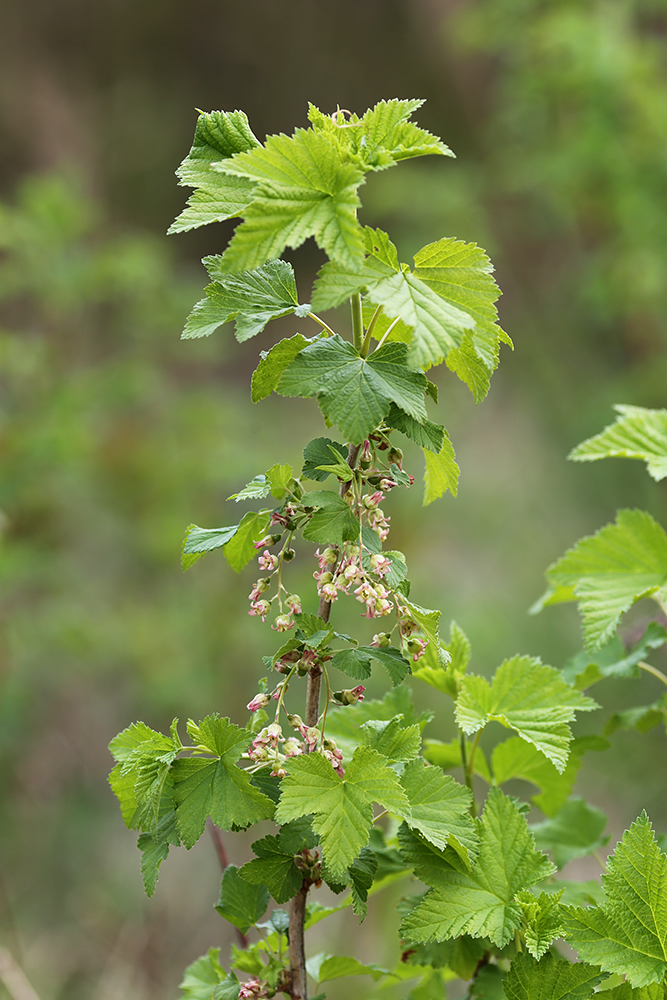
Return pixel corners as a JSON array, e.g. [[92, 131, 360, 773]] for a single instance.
[[0, 949, 41, 1000]]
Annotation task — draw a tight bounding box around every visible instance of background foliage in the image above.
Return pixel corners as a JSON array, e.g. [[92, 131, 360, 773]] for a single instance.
[[1, 1, 667, 998]]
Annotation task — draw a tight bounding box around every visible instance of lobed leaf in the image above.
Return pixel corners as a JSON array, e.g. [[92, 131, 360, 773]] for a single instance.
[[570, 405, 667, 482], [564, 812, 667, 987], [215, 864, 269, 933], [503, 952, 605, 1000], [534, 509, 667, 650], [251, 333, 309, 403], [455, 655, 598, 772], [422, 432, 459, 504], [531, 798, 609, 869]]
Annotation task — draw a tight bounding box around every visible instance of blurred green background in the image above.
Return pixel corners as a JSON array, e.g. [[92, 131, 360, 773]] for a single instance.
[[1, 1, 667, 997]]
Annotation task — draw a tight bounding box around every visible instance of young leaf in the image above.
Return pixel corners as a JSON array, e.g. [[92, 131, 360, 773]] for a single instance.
[[347, 847, 378, 919], [516, 889, 566, 959], [227, 476, 271, 502], [275, 745, 409, 879], [251, 333, 309, 403], [562, 622, 667, 690], [182, 523, 239, 570], [171, 716, 274, 847], [223, 510, 271, 573], [400, 788, 555, 947], [422, 737, 492, 784], [455, 656, 598, 772], [214, 128, 366, 272], [240, 820, 317, 904], [399, 758, 478, 864], [422, 432, 459, 504], [533, 509, 667, 651], [138, 832, 170, 897], [306, 953, 390, 985], [595, 983, 667, 1000], [301, 490, 360, 546], [531, 798, 609, 868], [359, 716, 421, 762], [502, 952, 605, 1000], [604, 695, 667, 737], [302, 437, 348, 481], [183, 260, 308, 342], [331, 645, 410, 686], [564, 812, 667, 987], [266, 463, 294, 500], [211, 974, 242, 1000], [490, 737, 582, 818], [179, 948, 228, 1000], [277, 335, 428, 444], [215, 864, 269, 933], [325, 686, 425, 759], [570, 405, 667, 482], [169, 109, 260, 235]]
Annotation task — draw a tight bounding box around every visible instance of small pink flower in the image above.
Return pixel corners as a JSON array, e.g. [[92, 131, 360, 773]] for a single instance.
[[284, 737, 304, 757], [248, 599, 271, 621], [272, 614, 294, 632], [354, 581, 376, 604], [246, 692, 270, 712], [258, 549, 279, 572], [334, 685, 365, 705], [379, 478, 398, 491], [407, 637, 428, 662], [254, 534, 279, 551], [286, 593, 302, 614], [369, 553, 391, 577], [249, 578, 271, 601], [320, 582, 338, 602], [371, 632, 392, 647], [315, 546, 338, 569]]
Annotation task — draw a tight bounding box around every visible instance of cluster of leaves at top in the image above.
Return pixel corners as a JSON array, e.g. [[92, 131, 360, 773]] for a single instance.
[[109, 100, 667, 1000]]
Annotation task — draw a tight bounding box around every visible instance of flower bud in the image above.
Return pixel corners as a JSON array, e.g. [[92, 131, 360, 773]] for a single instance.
[[254, 534, 282, 550], [272, 614, 294, 632], [407, 637, 428, 662], [371, 631, 392, 647], [286, 593, 302, 614], [333, 685, 366, 705], [388, 446, 403, 466], [246, 692, 270, 712], [283, 547, 296, 561], [359, 439, 372, 469]]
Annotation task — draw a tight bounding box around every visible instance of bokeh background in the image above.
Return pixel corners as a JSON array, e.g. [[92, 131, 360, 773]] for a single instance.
[[1, 1, 667, 997]]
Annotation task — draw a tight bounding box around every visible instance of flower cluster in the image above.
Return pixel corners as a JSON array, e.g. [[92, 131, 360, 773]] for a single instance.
[[313, 540, 394, 618], [246, 536, 301, 632], [238, 978, 271, 999], [247, 722, 303, 778]]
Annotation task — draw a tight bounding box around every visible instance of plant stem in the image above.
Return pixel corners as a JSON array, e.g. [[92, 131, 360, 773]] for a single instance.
[[289, 438, 360, 998], [374, 316, 400, 352], [351, 293, 364, 353], [360, 304, 383, 357], [307, 312, 337, 337], [638, 660, 667, 689]]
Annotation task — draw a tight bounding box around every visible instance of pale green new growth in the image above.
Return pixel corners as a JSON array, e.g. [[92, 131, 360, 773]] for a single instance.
[[516, 889, 566, 959], [275, 746, 409, 879], [183, 260, 309, 342], [400, 788, 555, 948], [400, 758, 478, 864], [305, 953, 390, 985], [490, 736, 581, 817], [456, 656, 598, 772], [534, 509, 667, 650], [564, 813, 667, 987], [570, 405, 667, 481], [179, 949, 229, 1000], [422, 432, 459, 504]]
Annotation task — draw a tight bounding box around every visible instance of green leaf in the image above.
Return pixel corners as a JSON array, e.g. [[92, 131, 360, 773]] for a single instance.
[[302, 490, 360, 546], [360, 716, 421, 762], [275, 745, 410, 879], [223, 511, 271, 573], [171, 716, 274, 847], [331, 645, 411, 686], [446, 332, 493, 404], [179, 948, 228, 1000], [240, 820, 317, 905], [302, 437, 348, 481], [181, 523, 239, 570], [604, 695, 667, 737], [347, 847, 378, 919], [422, 432, 459, 504], [564, 812, 667, 987], [596, 982, 667, 1000], [534, 510, 667, 651], [278, 335, 428, 444], [215, 864, 269, 933], [169, 109, 260, 234], [562, 622, 667, 690], [214, 128, 365, 272], [469, 964, 506, 999], [502, 952, 605, 1000], [137, 833, 170, 896], [455, 656, 598, 772], [422, 737, 492, 784], [400, 758, 478, 864], [267, 463, 294, 500], [306, 952, 391, 985], [325, 686, 427, 759], [570, 405, 667, 482], [183, 260, 306, 342], [400, 788, 555, 947], [490, 737, 582, 818], [251, 334, 309, 404], [516, 889, 566, 959], [211, 974, 242, 1000], [531, 799, 609, 869], [228, 476, 271, 502]]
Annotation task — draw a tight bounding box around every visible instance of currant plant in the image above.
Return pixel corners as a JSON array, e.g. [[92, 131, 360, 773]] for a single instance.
[[108, 100, 667, 1000]]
